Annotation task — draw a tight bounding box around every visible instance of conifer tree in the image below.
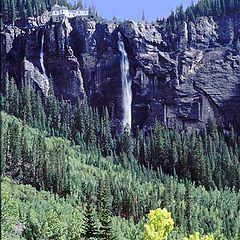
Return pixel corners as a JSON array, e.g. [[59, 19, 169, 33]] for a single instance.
[[185, 182, 193, 234], [82, 202, 99, 239], [99, 182, 114, 240], [190, 136, 206, 185], [213, 0, 222, 16], [117, 124, 133, 157], [176, 5, 185, 21], [9, 0, 16, 23], [26, 0, 33, 17]]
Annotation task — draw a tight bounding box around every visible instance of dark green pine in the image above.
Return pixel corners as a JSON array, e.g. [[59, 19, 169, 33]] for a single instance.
[[82, 202, 99, 240]]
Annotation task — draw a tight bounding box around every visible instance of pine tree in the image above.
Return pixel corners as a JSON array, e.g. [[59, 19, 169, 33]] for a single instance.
[[176, 5, 185, 22], [99, 182, 114, 240], [117, 124, 133, 157], [179, 137, 190, 179], [26, 0, 33, 17], [8, 120, 21, 178], [213, 0, 222, 17], [7, 78, 16, 115], [168, 141, 178, 175], [141, 10, 145, 21], [168, 11, 177, 32], [138, 132, 147, 165], [20, 125, 35, 184], [22, 86, 33, 126], [2, 0, 9, 22], [185, 182, 193, 234], [174, 186, 183, 227], [73, 98, 84, 144], [153, 122, 165, 168], [190, 136, 206, 185], [100, 108, 113, 157], [82, 202, 99, 239]]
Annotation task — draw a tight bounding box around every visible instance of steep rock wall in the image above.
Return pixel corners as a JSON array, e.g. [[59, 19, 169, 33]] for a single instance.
[[1, 13, 240, 131]]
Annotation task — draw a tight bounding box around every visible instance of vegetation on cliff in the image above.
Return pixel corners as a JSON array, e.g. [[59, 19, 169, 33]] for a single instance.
[[158, 0, 240, 33], [2, 78, 239, 191]]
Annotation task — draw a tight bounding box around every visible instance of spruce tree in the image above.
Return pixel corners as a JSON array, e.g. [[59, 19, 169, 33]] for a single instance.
[[9, 0, 16, 23], [26, 0, 33, 17], [176, 5, 185, 22], [190, 136, 206, 185], [82, 202, 99, 239], [99, 182, 114, 240], [185, 182, 193, 234]]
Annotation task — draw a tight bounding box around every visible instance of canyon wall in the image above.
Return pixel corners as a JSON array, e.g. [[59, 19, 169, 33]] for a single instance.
[[1, 13, 240, 131]]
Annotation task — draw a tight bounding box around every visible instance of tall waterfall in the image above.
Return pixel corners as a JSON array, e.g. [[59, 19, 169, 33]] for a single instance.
[[40, 33, 47, 76], [118, 32, 132, 129]]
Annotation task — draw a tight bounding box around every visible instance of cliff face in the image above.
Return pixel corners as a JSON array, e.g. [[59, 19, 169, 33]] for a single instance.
[[1, 18, 85, 100], [69, 14, 240, 130], [1, 13, 240, 131]]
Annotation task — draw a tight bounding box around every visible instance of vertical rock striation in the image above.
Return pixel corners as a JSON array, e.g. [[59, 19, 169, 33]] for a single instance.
[[1, 12, 240, 131]]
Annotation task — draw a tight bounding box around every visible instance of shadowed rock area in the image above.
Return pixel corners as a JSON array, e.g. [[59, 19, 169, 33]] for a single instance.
[[1, 12, 240, 131]]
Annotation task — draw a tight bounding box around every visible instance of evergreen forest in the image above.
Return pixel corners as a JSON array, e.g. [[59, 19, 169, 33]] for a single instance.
[[1, 75, 240, 239]]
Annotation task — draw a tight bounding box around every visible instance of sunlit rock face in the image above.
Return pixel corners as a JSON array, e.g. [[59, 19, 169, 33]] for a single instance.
[[1, 18, 85, 101], [1, 12, 240, 131]]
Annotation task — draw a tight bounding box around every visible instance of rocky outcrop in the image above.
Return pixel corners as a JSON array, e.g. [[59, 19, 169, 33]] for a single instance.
[[82, 15, 240, 128], [188, 17, 218, 47], [1, 18, 85, 101], [46, 14, 240, 130], [44, 18, 85, 101], [1, 25, 25, 87], [193, 49, 240, 124], [70, 18, 123, 130], [1, 12, 240, 131], [23, 59, 50, 95]]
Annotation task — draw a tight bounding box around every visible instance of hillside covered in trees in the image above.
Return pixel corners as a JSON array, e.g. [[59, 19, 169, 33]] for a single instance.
[[1, 0, 240, 239], [157, 0, 240, 31], [1, 111, 240, 239], [1, 76, 240, 239]]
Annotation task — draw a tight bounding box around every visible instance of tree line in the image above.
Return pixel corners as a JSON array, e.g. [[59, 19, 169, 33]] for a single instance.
[[1, 77, 239, 191], [157, 0, 240, 33]]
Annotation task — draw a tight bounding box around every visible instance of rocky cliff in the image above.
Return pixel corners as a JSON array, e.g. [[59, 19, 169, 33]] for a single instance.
[[1, 13, 240, 131]]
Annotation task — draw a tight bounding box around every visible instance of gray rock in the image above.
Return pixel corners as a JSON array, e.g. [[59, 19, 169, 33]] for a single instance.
[[23, 59, 50, 95], [2, 12, 240, 131]]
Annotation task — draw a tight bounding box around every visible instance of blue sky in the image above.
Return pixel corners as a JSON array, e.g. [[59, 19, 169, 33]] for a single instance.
[[79, 0, 199, 21]]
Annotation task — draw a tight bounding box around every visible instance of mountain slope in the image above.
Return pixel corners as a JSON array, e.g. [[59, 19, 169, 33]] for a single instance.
[[1, 112, 240, 239], [1, 1, 240, 131]]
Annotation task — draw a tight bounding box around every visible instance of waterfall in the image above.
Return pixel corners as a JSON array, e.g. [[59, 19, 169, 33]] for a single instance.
[[118, 32, 132, 129], [40, 33, 47, 76]]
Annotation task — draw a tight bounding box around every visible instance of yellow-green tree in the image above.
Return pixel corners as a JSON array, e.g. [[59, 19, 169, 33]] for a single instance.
[[144, 208, 174, 240], [184, 232, 214, 240]]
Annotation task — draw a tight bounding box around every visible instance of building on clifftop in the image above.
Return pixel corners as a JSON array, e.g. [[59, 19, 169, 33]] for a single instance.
[[51, 4, 88, 22]]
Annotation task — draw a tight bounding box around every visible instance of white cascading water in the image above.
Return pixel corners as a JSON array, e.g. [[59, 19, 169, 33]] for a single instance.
[[40, 33, 47, 76], [118, 32, 132, 129]]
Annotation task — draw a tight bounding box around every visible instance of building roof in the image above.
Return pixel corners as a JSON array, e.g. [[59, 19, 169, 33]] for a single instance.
[[60, 6, 68, 10], [51, 4, 68, 11], [51, 4, 60, 10]]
